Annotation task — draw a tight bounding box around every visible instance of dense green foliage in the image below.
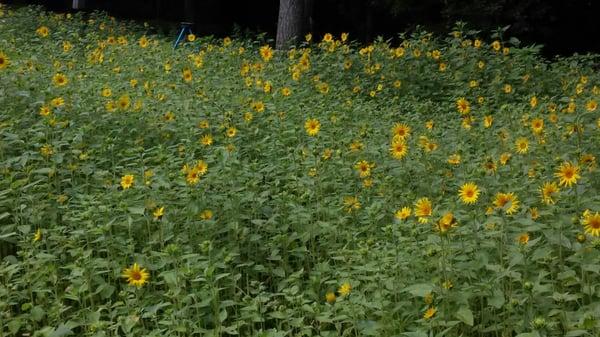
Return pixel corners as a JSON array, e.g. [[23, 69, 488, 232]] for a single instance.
[[1, 5, 600, 337]]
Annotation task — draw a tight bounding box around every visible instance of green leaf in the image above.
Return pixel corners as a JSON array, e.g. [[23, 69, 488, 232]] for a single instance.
[[50, 324, 74, 337], [31, 306, 45, 322], [127, 206, 145, 215], [402, 283, 433, 297], [456, 306, 474, 326]]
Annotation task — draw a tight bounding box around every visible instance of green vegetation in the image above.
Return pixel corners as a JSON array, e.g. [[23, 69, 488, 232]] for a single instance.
[[0, 5, 599, 337]]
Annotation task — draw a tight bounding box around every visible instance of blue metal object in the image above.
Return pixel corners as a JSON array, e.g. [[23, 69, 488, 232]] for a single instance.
[[174, 22, 194, 49]]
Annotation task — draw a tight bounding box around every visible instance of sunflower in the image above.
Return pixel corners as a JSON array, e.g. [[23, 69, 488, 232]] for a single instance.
[[194, 160, 208, 176], [392, 123, 411, 139], [33, 228, 42, 242], [199, 209, 213, 220], [226, 127, 237, 138], [343, 196, 361, 213], [138, 36, 149, 48], [153, 206, 164, 220], [493, 192, 520, 215], [122, 263, 150, 288], [530, 118, 544, 134], [517, 233, 530, 245], [52, 73, 68, 86], [436, 212, 457, 233], [36, 26, 49, 37], [499, 152, 511, 165], [456, 97, 470, 114], [259, 45, 273, 62], [182, 68, 193, 82], [322, 33, 333, 43], [355, 160, 374, 178], [281, 87, 291, 96], [530, 96, 538, 108], [304, 118, 320, 136], [349, 140, 364, 152], [120, 174, 134, 189], [515, 137, 529, 154], [200, 134, 213, 146], [483, 115, 493, 128], [394, 207, 411, 220], [40, 144, 53, 157], [582, 211, 600, 237], [554, 162, 580, 187], [325, 292, 336, 304], [586, 100, 597, 112], [540, 181, 559, 205], [424, 306, 437, 320], [447, 154, 461, 165], [459, 182, 480, 204], [186, 169, 200, 185], [101, 88, 112, 97], [389, 140, 408, 160], [187, 33, 196, 42], [39, 105, 51, 117], [117, 94, 130, 110], [0, 52, 8, 69], [414, 197, 432, 221], [338, 282, 351, 296]]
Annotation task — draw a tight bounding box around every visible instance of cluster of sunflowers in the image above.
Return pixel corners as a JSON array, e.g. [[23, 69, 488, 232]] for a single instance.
[[0, 4, 599, 337]]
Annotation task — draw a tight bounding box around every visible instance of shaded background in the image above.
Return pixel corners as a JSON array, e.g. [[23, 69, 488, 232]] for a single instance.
[[3, 0, 599, 57]]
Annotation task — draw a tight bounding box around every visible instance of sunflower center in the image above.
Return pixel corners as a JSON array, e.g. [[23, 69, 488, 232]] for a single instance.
[[131, 271, 142, 280], [466, 190, 474, 197], [564, 169, 573, 178], [590, 218, 600, 229]]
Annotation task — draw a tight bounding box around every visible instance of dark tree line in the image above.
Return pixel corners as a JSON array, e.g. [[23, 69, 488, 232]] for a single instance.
[[5, 0, 600, 56]]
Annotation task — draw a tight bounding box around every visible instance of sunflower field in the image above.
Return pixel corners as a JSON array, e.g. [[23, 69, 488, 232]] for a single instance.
[[1, 4, 600, 337]]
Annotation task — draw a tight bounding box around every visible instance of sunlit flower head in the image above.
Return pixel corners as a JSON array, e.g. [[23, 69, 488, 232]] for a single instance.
[[554, 162, 580, 188], [304, 118, 320, 136], [459, 182, 480, 204], [394, 207, 411, 220], [122, 263, 149, 288], [493, 192, 519, 215]]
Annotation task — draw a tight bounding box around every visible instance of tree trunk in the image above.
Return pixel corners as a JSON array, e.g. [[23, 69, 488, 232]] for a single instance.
[[276, 0, 305, 50]]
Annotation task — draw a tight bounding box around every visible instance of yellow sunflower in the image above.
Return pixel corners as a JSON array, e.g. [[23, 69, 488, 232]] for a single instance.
[[424, 306, 437, 320], [540, 181, 559, 205], [153, 206, 164, 220], [459, 182, 480, 205], [52, 73, 68, 86], [493, 192, 519, 215], [389, 140, 408, 160], [182, 68, 193, 82], [456, 97, 470, 114], [436, 212, 457, 233], [414, 197, 432, 220], [582, 211, 600, 237], [120, 174, 134, 189], [338, 282, 351, 296], [515, 137, 529, 154], [259, 45, 273, 62], [392, 123, 411, 139], [325, 292, 336, 304], [122, 263, 150, 288], [355, 160, 374, 178], [0, 52, 8, 69], [530, 118, 544, 134], [394, 207, 411, 220], [304, 118, 320, 136], [554, 162, 580, 187]]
